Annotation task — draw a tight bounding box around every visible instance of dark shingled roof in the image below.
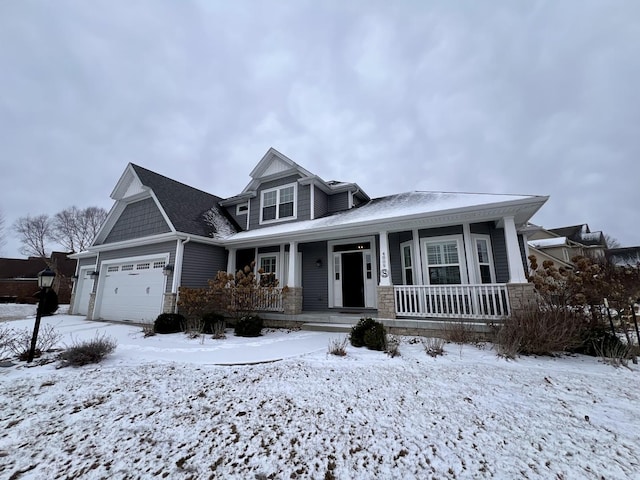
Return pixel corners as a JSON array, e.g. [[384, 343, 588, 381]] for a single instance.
[[549, 224, 606, 247], [131, 164, 240, 238]]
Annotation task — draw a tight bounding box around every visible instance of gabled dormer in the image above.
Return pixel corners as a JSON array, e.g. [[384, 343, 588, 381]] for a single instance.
[[220, 148, 370, 231]]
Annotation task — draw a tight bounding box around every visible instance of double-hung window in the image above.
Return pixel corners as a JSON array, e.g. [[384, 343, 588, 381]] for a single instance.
[[258, 254, 278, 286], [260, 184, 296, 223], [423, 236, 467, 285]]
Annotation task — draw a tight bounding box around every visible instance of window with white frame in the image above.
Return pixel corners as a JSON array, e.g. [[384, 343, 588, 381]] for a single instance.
[[258, 254, 278, 286], [423, 236, 466, 285], [260, 184, 296, 223], [400, 241, 414, 285], [236, 203, 248, 215], [473, 235, 495, 284]]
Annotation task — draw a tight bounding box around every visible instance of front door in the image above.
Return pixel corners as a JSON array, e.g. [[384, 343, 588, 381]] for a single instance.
[[342, 252, 364, 307]]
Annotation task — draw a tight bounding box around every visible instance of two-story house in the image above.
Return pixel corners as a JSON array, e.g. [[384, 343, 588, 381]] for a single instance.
[[69, 148, 548, 328]]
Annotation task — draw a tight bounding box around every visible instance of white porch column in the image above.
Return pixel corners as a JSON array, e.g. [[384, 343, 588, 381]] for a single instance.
[[287, 241, 297, 287], [462, 223, 478, 284], [412, 228, 424, 285], [226, 247, 236, 274], [378, 230, 392, 286], [503, 216, 527, 283]]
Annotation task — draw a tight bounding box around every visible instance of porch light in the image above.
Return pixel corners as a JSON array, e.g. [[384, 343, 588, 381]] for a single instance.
[[316, 259, 322, 268], [27, 268, 57, 363], [163, 264, 174, 276], [37, 268, 56, 289], [89, 271, 99, 279]]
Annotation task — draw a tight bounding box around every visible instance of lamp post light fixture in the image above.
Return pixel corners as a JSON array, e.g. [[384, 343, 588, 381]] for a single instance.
[[27, 268, 56, 363]]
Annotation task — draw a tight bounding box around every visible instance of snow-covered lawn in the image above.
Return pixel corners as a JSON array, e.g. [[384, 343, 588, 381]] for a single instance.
[[1, 311, 639, 479]]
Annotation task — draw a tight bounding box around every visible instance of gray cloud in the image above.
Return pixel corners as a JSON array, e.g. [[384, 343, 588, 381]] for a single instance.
[[1, 0, 638, 257]]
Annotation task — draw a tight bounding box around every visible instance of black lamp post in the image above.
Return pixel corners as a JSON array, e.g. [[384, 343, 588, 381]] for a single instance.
[[27, 268, 56, 363]]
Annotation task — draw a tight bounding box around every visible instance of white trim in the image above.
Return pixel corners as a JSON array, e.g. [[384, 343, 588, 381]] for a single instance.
[[411, 229, 424, 285], [327, 236, 378, 308], [462, 224, 477, 284], [378, 230, 391, 286], [92, 253, 170, 321], [236, 202, 249, 216], [400, 240, 414, 285], [503, 216, 527, 283], [256, 252, 280, 284], [259, 182, 298, 225], [421, 234, 468, 285], [472, 234, 496, 284], [310, 184, 315, 220]]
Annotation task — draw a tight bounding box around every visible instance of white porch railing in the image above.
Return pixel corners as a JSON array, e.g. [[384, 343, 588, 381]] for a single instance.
[[231, 288, 284, 312], [394, 284, 510, 320]]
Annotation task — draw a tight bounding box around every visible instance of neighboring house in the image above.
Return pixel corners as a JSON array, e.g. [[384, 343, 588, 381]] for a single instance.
[[69, 148, 548, 325], [606, 247, 640, 268], [0, 252, 76, 303], [527, 223, 608, 271]]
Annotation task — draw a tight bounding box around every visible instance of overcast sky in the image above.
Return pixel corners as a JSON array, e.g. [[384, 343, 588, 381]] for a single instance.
[[1, 0, 638, 258]]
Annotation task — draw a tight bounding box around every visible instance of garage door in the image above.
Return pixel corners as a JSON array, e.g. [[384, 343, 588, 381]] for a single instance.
[[74, 267, 94, 316], [97, 259, 167, 322]]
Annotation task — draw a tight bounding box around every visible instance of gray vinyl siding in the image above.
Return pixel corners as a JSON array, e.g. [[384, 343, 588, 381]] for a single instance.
[[97, 241, 177, 293], [328, 192, 349, 213], [78, 257, 97, 268], [389, 231, 413, 285], [470, 222, 491, 235], [298, 184, 311, 221], [490, 228, 509, 283], [518, 235, 528, 272], [314, 187, 328, 218], [181, 242, 227, 288], [224, 205, 247, 231], [300, 241, 328, 311], [248, 174, 304, 230], [103, 198, 171, 244]]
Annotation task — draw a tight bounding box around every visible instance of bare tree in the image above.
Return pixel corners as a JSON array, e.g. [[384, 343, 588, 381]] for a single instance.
[[51, 206, 107, 252], [13, 214, 52, 257], [0, 208, 6, 254], [604, 234, 621, 249]]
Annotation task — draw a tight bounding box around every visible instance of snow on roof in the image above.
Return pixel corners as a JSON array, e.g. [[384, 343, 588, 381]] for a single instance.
[[528, 237, 569, 248], [229, 191, 543, 241]]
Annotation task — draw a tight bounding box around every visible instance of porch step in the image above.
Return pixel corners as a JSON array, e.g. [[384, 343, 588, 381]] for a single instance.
[[301, 322, 354, 333]]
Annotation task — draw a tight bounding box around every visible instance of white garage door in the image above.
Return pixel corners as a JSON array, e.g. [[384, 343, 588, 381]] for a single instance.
[[97, 259, 167, 322], [74, 267, 94, 316]]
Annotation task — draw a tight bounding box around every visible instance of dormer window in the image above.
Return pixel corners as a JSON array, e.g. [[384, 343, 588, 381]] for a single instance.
[[236, 203, 248, 215], [260, 183, 296, 223]]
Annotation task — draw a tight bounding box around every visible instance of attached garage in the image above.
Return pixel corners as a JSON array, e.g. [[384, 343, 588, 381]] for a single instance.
[[73, 267, 95, 316], [94, 256, 169, 322]]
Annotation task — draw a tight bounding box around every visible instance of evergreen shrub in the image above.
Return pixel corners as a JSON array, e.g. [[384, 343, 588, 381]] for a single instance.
[[154, 313, 185, 334], [350, 317, 387, 350], [234, 315, 263, 337]]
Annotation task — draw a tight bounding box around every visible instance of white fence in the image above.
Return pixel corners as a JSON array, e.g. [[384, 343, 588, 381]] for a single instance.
[[394, 284, 510, 320], [231, 288, 284, 312]]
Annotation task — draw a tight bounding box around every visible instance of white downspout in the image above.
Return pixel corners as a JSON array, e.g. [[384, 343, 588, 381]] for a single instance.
[[172, 236, 191, 294]]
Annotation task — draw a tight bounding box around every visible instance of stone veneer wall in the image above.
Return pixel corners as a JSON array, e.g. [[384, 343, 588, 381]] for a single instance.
[[506, 283, 536, 315], [377, 286, 396, 320], [283, 287, 303, 315], [87, 293, 96, 320], [163, 293, 177, 314]]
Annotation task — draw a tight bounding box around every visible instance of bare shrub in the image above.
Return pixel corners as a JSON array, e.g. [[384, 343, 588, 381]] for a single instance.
[[58, 334, 117, 367], [496, 306, 584, 356], [385, 334, 400, 358], [211, 319, 226, 339], [0, 324, 12, 360], [141, 323, 155, 338], [328, 337, 348, 356], [7, 324, 62, 361], [443, 321, 473, 344], [594, 339, 631, 368], [182, 317, 204, 339], [422, 337, 446, 357]]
